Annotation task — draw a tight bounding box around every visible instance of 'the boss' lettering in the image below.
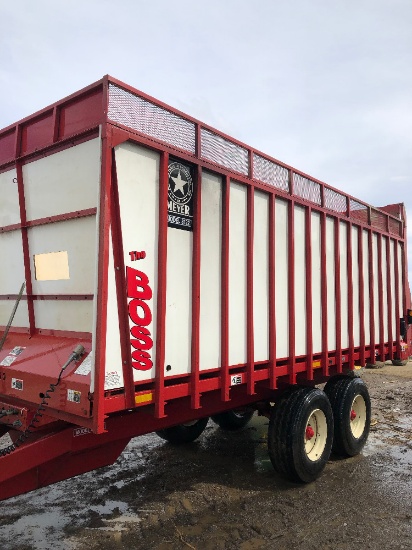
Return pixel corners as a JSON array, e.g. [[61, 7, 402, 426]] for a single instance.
[[127, 267, 153, 371]]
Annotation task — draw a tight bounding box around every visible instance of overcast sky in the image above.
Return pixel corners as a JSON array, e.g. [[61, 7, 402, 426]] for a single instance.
[[1, 0, 411, 274]]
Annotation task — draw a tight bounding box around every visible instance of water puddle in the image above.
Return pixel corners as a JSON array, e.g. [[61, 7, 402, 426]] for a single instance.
[[0, 508, 73, 550]]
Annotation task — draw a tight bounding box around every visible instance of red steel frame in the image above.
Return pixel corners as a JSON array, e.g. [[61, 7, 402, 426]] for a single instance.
[[0, 75, 410, 500]]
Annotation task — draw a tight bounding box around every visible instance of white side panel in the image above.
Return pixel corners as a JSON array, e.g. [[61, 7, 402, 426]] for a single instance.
[[34, 300, 92, 332], [253, 191, 269, 362], [275, 199, 289, 358], [390, 240, 396, 341], [29, 216, 97, 295], [362, 231, 370, 345], [104, 232, 123, 390], [114, 142, 159, 381], [340, 222, 349, 349], [165, 228, 192, 375], [0, 300, 29, 329], [23, 138, 101, 221], [294, 206, 306, 356], [372, 234, 379, 340], [0, 231, 26, 297], [382, 237, 388, 342], [229, 182, 247, 365], [351, 227, 360, 347], [311, 212, 322, 354], [199, 171, 222, 371], [0, 168, 20, 227], [326, 217, 336, 350]]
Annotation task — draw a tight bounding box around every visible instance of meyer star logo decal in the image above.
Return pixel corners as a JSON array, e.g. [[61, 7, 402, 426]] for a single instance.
[[171, 170, 187, 196], [168, 161, 193, 205]]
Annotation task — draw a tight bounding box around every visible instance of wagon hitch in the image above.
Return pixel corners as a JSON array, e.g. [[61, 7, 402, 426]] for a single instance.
[[0, 344, 85, 456]]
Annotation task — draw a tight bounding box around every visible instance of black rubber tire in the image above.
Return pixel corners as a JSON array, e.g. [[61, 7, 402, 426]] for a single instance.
[[156, 417, 209, 444], [268, 387, 333, 483], [392, 359, 407, 366], [211, 409, 254, 431], [324, 376, 371, 456]]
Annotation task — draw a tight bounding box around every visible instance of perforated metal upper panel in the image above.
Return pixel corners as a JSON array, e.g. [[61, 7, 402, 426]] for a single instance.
[[350, 199, 369, 225], [324, 188, 347, 213], [253, 154, 289, 192], [108, 85, 196, 153], [293, 174, 321, 205], [201, 129, 249, 175], [107, 82, 403, 237]]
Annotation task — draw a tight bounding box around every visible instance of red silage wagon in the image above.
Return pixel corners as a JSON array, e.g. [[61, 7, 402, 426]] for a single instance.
[[0, 76, 410, 500]]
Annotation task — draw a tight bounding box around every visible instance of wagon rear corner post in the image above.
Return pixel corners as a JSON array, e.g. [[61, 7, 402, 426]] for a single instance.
[[0, 75, 410, 499]]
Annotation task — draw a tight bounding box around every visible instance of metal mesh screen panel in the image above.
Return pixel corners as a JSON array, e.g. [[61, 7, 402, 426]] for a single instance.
[[389, 217, 402, 237], [108, 85, 196, 153], [293, 174, 321, 205], [370, 209, 387, 232], [324, 188, 347, 213], [349, 199, 368, 224], [253, 154, 289, 192], [201, 129, 249, 175]]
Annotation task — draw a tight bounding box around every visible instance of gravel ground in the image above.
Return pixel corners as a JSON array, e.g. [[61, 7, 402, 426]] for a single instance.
[[0, 365, 411, 550]]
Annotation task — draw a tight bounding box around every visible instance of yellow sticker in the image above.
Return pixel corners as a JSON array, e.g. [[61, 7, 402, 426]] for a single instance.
[[312, 360, 321, 369], [135, 392, 153, 405]]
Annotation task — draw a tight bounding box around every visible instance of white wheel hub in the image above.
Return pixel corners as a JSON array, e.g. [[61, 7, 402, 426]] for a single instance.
[[304, 409, 327, 462], [349, 394, 367, 438]]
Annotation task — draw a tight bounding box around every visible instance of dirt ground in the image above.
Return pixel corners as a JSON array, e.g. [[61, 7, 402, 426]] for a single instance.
[[0, 365, 411, 550]]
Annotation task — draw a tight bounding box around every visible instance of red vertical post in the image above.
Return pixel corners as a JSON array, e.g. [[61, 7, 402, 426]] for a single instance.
[[52, 105, 60, 142], [386, 238, 393, 359], [269, 194, 277, 389], [154, 152, 169, 419], [93, 123, 112, 433], [368, 231, 375, 364], [377, 235, 385, 361], [358, 228, 366, 367], [110, 151, 135, 408], [320, 213, 328, 376], [190, 165, 202, 409], [221, 176, 230, 401], [247, 186, 255, 395], [347, 223, 355, 370], [248, 150, 254, 180], [305, 207, 313, 380], [334, 219, 342, 373], [394, 242, 401, 355], [15, 162, 35, 335], [195, 123, 201, 158], [288, 200, 296, 384]]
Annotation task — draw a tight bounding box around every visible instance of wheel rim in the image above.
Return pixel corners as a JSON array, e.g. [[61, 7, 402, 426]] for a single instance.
[[304, 409, 328, 462], [349, 394, 367, 438], [182, 420, 199, 427]]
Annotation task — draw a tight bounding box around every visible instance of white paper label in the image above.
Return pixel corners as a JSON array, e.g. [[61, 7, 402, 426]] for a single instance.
[[104, 371, 121, 390], [74, 353, 93, 376]]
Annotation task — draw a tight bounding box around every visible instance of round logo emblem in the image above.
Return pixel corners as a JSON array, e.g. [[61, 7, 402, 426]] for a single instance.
[[168, 162, 193, 206]]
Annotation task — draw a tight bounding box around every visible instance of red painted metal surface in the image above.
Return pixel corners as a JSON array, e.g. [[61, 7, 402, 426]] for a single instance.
[[154, 152, 169, 419], [287, 199, 296, 384], [0, 75, 410, 501], [268, 194, 277, 389], [190, 164, 202, 410], [247, 186, 255, 395], [110, 150, 135, 409], [221, 176, 230, 402], [305, 207, 314, 381]]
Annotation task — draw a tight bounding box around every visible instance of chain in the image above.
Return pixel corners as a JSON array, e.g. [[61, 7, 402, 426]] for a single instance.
[[0, 345, 85, 457]]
